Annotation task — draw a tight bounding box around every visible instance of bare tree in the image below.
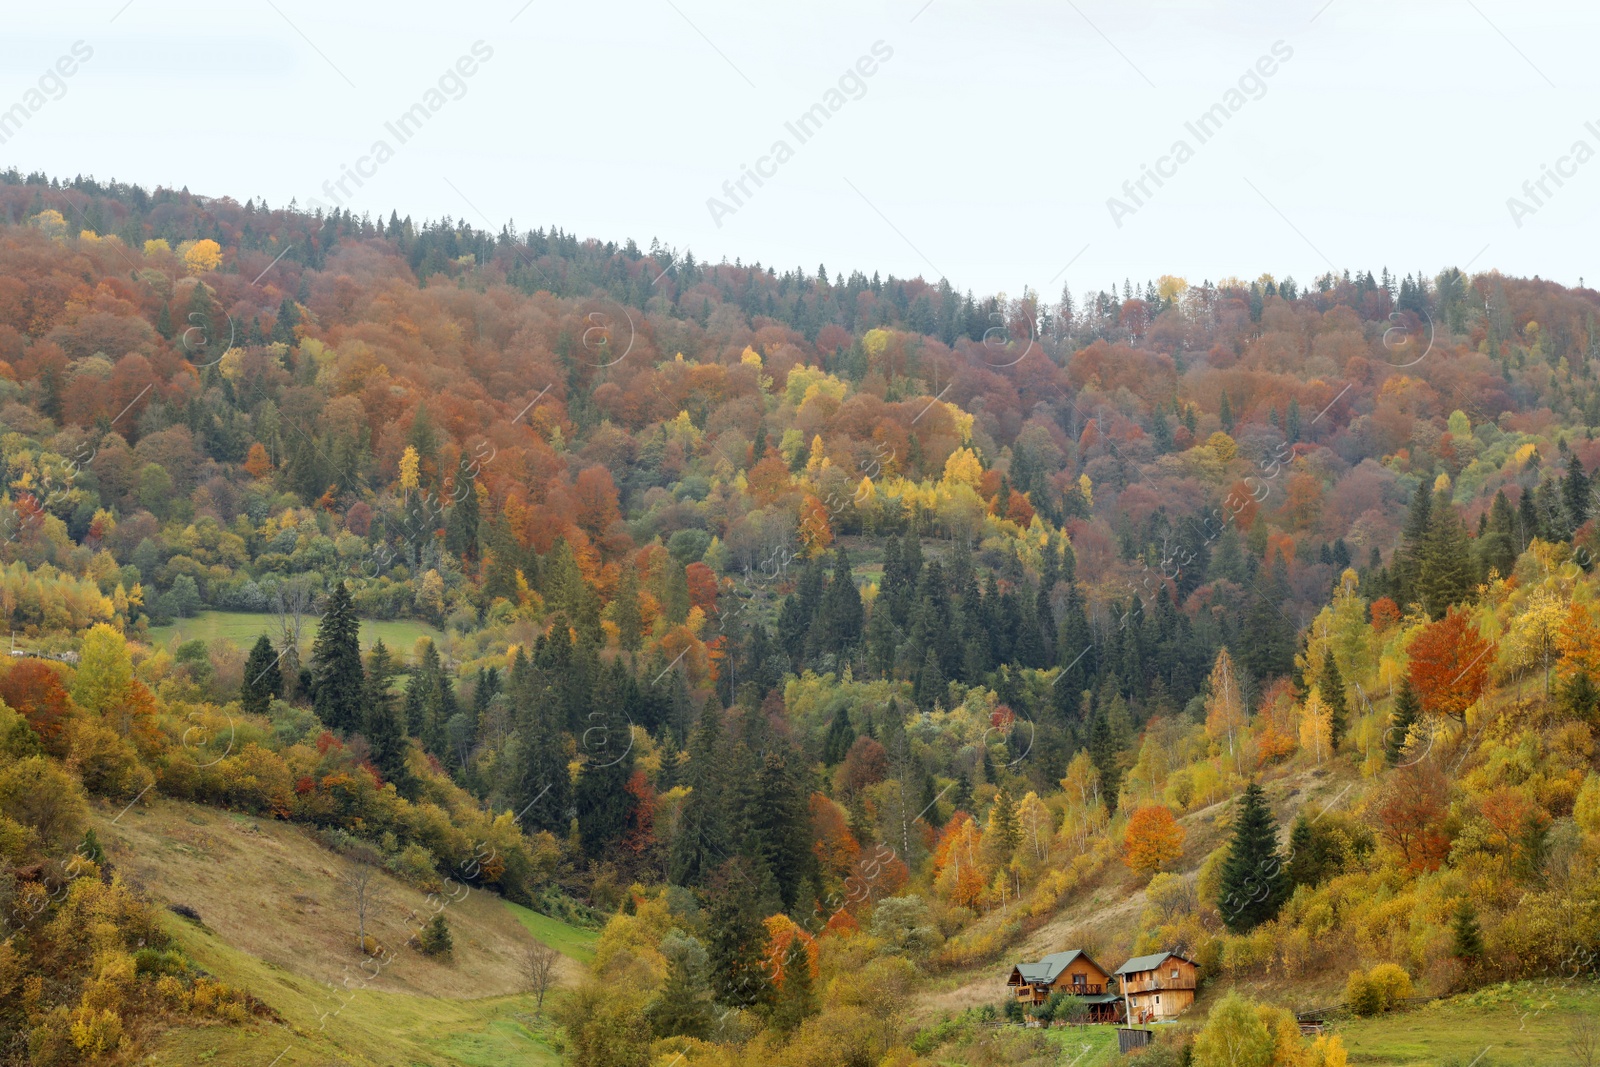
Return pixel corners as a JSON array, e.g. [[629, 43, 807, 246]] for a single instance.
[[522, 941, 560, 1014], [341, 861, 383, 954], [1570, 1011, 1600, 1067]]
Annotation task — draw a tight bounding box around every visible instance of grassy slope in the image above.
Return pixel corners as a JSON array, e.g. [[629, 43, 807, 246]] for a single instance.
[[1333, 982, 1600, 1067], [92, 798, 594, 1065], [147, 610, 443, 660], [506, 901, 599, 965]]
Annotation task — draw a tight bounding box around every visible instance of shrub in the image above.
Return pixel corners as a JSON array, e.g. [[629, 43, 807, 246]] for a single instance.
[[1345, 970, 1381, 1016], [1365, 963, 1413, 1010]]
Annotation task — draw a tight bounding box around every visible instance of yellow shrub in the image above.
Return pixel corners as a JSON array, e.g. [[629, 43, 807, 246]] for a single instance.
[[1366, 962, 1413, 1008], [69, 1007, 122, 1054]]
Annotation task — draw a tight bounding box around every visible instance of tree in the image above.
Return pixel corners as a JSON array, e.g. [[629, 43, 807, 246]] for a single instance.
[[1377, 763, 1451, 872], [1385, 679, 1421, 764], [1406, 608, 1492, 722], [240, 634, 282, 715], [1191, 991, 1275, 1067], [704, 859, 772, 1010], [1416, 491, 1473, 619], [1204, 648, 1246, 772], [363, 640, 410, 791], [1451, 899, 1484, 965], [646, 931, 712, 1038], [311, 582, 366, 732], [417, 913, 452, 957], [1218, 782, 1288, 932], [769, 930, 817, 1033], [341, 857, 383, 954], [1317, 653, 1348, 748], [523, 940, 561, 1016], [1124, 804, 1186, 877]]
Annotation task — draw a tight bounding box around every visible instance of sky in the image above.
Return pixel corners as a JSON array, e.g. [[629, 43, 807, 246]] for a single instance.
[[5, 0, 1600, 303]]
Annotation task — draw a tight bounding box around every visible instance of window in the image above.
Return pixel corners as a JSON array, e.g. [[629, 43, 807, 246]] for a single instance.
[[1073, 974, 1085, 987], [1156, 995, 1161, 1004], [1171, 968, 1179, 979]]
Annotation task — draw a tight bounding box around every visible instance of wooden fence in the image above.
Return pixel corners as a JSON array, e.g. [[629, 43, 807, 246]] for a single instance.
[[1117, 1028, 1153, 1053]]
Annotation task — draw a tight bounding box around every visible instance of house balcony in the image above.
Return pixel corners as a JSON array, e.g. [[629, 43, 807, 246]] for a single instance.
[[1121, 977, 1196, 993]]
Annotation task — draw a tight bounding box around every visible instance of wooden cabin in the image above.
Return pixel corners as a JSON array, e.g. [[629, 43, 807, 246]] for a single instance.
[[1113, 951, 1198, 1023], [1005, 950, 1123, 1023]]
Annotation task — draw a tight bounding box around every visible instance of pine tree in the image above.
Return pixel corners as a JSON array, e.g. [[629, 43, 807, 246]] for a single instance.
[[1396, 480, 1433, 607], [1478, 489, 1518, 580], [1386, 678, 1421, 764], [1219, 391, 1234, 432], [241, 634, 282, 715], [814, 548, 864, 656], [1218, 782, 1289, 932], [1318, 654, 1348, 749], [1563, 452, 1590, 530], [311, 582, 365, 732], [613, 564, 644, 653]]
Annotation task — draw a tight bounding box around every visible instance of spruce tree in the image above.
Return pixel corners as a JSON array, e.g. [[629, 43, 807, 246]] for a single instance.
[[1318, 654, 1348, 749], [1397, 480, 1433, 607], [241, 634, 282, 715], [1386, 678, 1421, 764], [1417, 491, 1473, 619], [822, 705, 855, 765], [1451, 899, 1483, 964], [1218, 782, 1289, 932], [814, 548, 864, 656], [705, 859, 773, 1010], [1563, 452, 1590, 530], [310, 582, 365, 732], [1478, 489, 1518, 580], [647, 932, 714, 1039], [444, 452, 480, 561], [769, 935, 817, 1033], [364, 640, 411, 791]]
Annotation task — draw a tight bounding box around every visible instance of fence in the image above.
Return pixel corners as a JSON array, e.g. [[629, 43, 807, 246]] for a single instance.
[[1118, 1028, 1153, 1053]]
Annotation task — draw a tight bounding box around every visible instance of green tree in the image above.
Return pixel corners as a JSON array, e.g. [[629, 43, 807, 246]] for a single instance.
[[612, 564, 643, 653], [705, 858, 773, 1010], [1318, 654, 1348, 749], [1385, 679, 1421, 764], [647, 931, 713, 1039], [1478, 489, 1519, 580], [240, 634, 282, 716], [364, 640, 411, 792], [311, 582, 365, 732], [1192, 991, 1275, 1067], [417, 913, 452, 957], [444, 452, 480, 561], [1451, 899, 1484, 964], [770, 934, 817, 1033], [822, 705, 855, 765], [1417, 490, 1473, 619], [813, 548, 864, 655], [1218, 782, 1289, 932]]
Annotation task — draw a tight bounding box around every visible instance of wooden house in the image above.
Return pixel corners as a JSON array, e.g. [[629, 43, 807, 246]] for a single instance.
[[1005, 950, 1123, 1023], [1113, 951, 1198, 1023]]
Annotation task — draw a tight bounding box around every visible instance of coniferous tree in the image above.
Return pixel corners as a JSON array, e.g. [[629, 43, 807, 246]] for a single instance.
[[1396, 480, 1433, 607], [704, 858, 773, 1009], [1386, 678, 1421, 764], [364, 640, 411, 791], [822, 705, 855, 765], [813, 548, 863, 657], [1417, 490, 1473, 619], [240, 634, 282, 715], [1218, 782, 1289, 932], [1451, 899, 1484, 965], [511, 655, 571, 837], [670, 701, 730, 886], [444, 452, 480, 561], [1563, 452, 1590, 530], [770, 935, 817, 1033], [1318, 654, 1348, 749], [647, 932, 714, 1039], [311, 582, 365, 732], [1478, 489, 1519, 580]]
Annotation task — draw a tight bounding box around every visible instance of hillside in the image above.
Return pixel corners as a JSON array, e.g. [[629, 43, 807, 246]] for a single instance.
[[0, 170, 1596, 1066]]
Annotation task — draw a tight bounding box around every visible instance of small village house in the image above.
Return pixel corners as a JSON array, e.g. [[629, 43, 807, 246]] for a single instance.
[[1004, 950, 1123, 1023], [1113, 951, 1198, 1023]]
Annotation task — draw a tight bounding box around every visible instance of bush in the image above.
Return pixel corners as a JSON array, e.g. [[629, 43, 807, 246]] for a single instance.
[[1345, 970, 1381, 1016], [1365, 963, 1413, 1010], [417, 914, 452, 958]]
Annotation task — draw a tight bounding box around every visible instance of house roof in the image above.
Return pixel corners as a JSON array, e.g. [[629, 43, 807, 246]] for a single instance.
[[1113, 951, 1195, 976], [1011, 949, 1111, 984]]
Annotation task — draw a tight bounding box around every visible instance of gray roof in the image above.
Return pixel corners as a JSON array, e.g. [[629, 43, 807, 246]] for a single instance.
[[1012, 949, 1110, 984], [1113, 951, 1194, 976]]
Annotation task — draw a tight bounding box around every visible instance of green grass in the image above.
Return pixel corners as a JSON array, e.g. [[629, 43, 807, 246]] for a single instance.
[[1041, 1023, 1125, 1065], [147, 610, 443, 660], [505, 901, 600, 965], [1336, 981, 1599, 1066], [148, 911, 564, 1067]]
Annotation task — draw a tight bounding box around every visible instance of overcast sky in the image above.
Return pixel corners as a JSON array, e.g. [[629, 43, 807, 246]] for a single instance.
[[6, 0, 1599, 302]]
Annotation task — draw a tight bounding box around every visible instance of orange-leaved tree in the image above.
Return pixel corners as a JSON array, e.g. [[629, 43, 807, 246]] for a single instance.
[[1406, 607, 1492, 722], [1123, 804, 1185, 877]]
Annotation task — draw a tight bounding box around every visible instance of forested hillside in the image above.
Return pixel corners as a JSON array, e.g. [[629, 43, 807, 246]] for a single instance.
[[0, 169, 1596, 1066]]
